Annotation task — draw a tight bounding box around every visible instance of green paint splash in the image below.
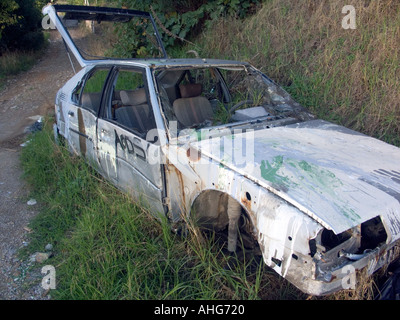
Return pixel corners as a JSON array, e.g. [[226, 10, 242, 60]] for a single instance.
[[260, 155, 294, 190], [259, 156, 361, 222]]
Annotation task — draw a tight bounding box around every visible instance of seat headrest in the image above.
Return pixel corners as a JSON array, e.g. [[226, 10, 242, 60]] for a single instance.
[[120, 88, 147, 106], [179, 83, 202, 98]]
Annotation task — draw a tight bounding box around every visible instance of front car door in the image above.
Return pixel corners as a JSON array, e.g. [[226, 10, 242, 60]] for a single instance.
[[97, 66, 166, 217]]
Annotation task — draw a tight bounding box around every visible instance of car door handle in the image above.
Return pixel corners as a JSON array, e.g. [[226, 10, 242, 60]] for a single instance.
[[68, 111, 74, 117], [101, 128, 110, 135]]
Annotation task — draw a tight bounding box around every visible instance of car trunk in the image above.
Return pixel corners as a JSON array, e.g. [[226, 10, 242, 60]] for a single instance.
[[43, 4, 167, 67]]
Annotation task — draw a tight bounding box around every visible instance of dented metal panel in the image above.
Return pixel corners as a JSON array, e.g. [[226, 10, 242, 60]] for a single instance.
[[191, 119, 400, 237], [97, 119, 165, 217]]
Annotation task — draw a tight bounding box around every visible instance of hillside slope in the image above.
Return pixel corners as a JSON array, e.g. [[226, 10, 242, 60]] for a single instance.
[[194, 0, 400, 146]]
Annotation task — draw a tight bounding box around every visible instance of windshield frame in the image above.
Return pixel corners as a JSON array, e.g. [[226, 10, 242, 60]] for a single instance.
[[151, 62, 300, 142]]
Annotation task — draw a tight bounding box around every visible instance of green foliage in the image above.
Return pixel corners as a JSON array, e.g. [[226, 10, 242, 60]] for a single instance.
[[0, 0, 45, 53], [114, 70, 144, 91], [113, 0, 259, 56], [82, 69, 110, 93], [0, 0, 19, 40], [111, 16, 165, 58], [197, 0, 400, 147]]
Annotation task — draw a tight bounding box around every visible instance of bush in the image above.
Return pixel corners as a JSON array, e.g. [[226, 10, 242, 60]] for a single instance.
[[113, 0, 260, 56], [0, 0, 45, 54]]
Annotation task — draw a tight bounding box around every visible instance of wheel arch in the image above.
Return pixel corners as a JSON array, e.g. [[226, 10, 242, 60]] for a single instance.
[[189, 188, 259, 252]]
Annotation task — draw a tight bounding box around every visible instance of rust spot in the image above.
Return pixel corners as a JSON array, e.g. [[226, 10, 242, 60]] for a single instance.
[[167, 163, 186, 210], [77, 108, 86, 157], [241, 193, 252, 211], [186, 146, 201, 162]]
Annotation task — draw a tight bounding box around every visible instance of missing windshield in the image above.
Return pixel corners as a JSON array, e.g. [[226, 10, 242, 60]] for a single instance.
[[155, 65, 302, 132]]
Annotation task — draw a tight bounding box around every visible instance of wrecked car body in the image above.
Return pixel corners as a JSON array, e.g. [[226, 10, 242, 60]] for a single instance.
[[44, 4, 400, 296]]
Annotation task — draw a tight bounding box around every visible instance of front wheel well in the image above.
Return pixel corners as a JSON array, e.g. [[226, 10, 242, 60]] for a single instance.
[[190, 190, 259, 253]]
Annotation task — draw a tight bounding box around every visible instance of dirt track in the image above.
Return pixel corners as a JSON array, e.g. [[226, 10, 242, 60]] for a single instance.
[[0, 32, 75, 299]]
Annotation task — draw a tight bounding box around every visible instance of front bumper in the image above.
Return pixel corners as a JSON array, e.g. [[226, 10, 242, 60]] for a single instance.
[[285, 241, 400, 296]]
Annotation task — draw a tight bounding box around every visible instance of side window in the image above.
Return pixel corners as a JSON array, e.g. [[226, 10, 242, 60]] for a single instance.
[[110, 69, 156, 137], [71, 81, 83, 104], [79, 68, 110, 114]]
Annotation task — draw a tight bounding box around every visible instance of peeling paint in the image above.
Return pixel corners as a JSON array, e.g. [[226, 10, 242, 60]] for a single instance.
[[260, 156, 292, 191], [77, 108, 86, 156]]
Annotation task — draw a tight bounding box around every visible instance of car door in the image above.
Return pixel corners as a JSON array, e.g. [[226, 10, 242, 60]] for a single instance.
[[97, 66, 166, 217], [68, 66, 111, 165]]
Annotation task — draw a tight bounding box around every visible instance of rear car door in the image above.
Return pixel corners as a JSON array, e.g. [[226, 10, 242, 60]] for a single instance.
[[97, 66, 166, 217], [69, 66, 111, 164]]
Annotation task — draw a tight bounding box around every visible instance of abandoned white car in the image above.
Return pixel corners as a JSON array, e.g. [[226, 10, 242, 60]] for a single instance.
[[44, 4, 400, 296]]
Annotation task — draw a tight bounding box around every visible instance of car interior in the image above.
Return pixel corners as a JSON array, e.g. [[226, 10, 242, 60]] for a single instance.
[[77, 66, 294, 139], [155, 67, 227, 130], [108, 69, 157, 137]]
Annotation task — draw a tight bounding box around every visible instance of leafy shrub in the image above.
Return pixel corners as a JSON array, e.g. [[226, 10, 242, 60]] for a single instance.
[[113, 0, 260, 56], [0, 0, 45, 54]]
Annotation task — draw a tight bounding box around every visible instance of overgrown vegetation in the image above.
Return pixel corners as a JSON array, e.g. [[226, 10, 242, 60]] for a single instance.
[[0, 38, 49, 90], [0, 0, 47, 53], [0, 50, 38, 78], [191, 0, 400, 146], [0, 0, 48, 88], [66, 0, 259, 58], [20, 121, 306, 300], [117, 0, 259, 50]]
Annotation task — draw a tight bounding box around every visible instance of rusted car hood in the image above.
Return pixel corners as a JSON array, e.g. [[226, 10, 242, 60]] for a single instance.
[[192, 119, 400, 235]]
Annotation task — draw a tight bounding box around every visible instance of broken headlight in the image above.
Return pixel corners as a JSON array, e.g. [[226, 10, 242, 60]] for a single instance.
[[309, 216, 388, 282]]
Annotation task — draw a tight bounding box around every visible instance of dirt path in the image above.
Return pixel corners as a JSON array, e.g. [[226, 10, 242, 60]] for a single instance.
[[0, 31, 75, 299]]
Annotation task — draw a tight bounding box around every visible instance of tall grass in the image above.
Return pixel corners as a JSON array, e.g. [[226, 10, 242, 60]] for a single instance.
[[20, 120, 386, 300], [193, 0, 400, 146], [0, 32, 49, 89], [0, 51, 38, 77], [20, 120, 305, 300], [0, 51, 38, 90]]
